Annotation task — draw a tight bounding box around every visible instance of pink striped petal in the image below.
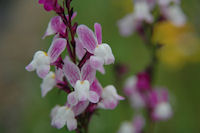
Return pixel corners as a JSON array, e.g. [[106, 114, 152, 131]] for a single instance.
[[68, 92, 78, 106], [72, 101, 89, 116], [77, 25, 97, 53], [43, 16, 66, 39], [48, 38, 66, 63], [81, 61, 96, 84], [90, 56, 105, 74], [38, 0, 45, 4], [63, 57, 81, 87], [75, 38, 86, 60], [88, 91, 99, 103], [94, 23, 102, 44], [90, 79, 103, 97]]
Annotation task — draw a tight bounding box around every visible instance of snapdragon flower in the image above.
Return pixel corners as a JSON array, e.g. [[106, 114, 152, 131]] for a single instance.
[[51, 105, 77, 131], [77, 23, 115, 74], [98, 85, 124, 109], [63, 57, 99, 106], [25, 38, 66, 78]]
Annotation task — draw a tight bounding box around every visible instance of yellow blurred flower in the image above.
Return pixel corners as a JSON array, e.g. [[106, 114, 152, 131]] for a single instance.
[[153, 21, 200, 68]]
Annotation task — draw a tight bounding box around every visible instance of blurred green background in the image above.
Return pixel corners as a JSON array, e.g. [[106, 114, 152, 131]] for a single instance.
[[0, 0, 200, 133]]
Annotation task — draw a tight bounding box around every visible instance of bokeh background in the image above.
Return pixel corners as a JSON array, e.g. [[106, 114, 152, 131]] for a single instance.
[[0, 0, 200, 133]]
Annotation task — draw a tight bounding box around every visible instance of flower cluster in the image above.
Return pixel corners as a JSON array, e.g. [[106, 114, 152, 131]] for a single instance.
[[118, 71, 173, 132], [117, 0, 186, 36], [26, 0, 123, 132]]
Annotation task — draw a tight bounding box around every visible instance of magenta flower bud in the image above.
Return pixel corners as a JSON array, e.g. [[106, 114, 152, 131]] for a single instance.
[[38, 0, 59, 12], [136, 72, 151, 91]]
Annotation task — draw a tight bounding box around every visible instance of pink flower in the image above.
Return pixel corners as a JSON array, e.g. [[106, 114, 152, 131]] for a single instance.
[[43, 13, 77, 39], [148, 89, 173, 121], [77, 23, 115, 74], [136, 72, 151, 91], [38, 0, 59, 12], [117, 1, 153, 36], [124, 76, 146, 109], [98, 85, 124, 110], [63, 57, 99, 106], [25, 38, 66, 78]]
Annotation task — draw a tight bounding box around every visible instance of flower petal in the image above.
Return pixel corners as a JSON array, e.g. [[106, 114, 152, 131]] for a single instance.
[[63, 57, 81, 87], [48, 38, 66, 63], [43, 16, 66, 39], [66, 114, 77, 131], [67, 92, 78, 106], [36, 65, 50, 78], [25, 61, 36, 71], [41, 72, 56, 97], [94, 23, 102, 44], [90, 56, 105, 74], [72, 101, 89, 116], [75, 80, 90, 101], [88, 91, 99, 103], [51, 106, 68, 129], [75, 38, 86, 60], [77, 25, 97, 53], [90, 78, 103, 97], [81, 61, 96, 84]]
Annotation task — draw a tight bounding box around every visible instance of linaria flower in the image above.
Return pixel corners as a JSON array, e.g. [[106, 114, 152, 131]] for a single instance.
[[63, 57, 99, 106], [25, 38, 66, 78], [98, 85, 124, 109], [51, 105, 77, 131], [77, 23, 115, 74], [26, 38, 66, 78], [43, 13, 77, 39]]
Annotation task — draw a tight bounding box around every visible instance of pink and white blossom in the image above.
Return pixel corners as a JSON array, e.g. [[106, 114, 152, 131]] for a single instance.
[[77, 23, 115, 74], [98, 85, 124, 109], [51, 105, 77, 131], [149, 89, 173, 121], [43, 13, 77, 39], [25, 38, 66, 78], [63, 57, 99, 106]]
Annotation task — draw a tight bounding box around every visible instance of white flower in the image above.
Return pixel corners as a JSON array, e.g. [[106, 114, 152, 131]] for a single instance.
[[51, 105, 77, 131]]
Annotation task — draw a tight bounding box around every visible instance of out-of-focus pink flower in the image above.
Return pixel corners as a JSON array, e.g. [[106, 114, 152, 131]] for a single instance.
[[25, 38, 66, 78], [98, 85, 124, 110], [148, 89, 173, 121], [38, 0, 59, 12], [118, 115, 145, 133], [77, 23, 115, 74], [136, 72, 151, 91], [117, 1, 153, 37], [124, 76, 146, 109], [63, 57, 99, 106]]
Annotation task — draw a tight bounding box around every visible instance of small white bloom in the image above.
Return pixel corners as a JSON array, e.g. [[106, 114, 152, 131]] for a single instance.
[[51, 105, 77, 131], [41, 71, 56, 97], [94, 43, 115, 65]]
